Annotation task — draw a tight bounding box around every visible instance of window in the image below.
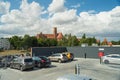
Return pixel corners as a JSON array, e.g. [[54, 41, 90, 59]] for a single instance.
[[111, 56, 120, 58], [24, 58, 33, 62]]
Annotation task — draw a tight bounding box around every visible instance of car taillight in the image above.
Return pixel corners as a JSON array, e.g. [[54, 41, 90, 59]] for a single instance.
[[41, 60, 45, 63]]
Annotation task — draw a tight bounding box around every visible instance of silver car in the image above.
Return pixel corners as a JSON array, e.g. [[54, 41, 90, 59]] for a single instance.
[[48, 53, 68, 63], [10, 57, 34, 71], [102, 54, 120, 64]]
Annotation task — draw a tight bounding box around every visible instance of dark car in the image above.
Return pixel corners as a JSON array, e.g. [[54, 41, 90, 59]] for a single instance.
[[10, 57, 34, 71], [39, 56, 51, 67], [32, 56, 43, 68]]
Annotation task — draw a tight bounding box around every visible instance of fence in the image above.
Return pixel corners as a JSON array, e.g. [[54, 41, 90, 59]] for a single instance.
[[31, 46, 120, 58]]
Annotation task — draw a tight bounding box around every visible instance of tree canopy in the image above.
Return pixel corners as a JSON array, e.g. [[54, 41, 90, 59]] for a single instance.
[[8, 33, 120, 50]]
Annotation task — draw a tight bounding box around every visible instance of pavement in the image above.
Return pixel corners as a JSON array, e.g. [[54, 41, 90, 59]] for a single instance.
[[0, 58, 120, 80]]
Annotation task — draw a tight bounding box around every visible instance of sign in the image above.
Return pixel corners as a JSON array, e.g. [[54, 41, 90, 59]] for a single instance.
[[99, 48, 104, 51], [98, 52, 104, 57]]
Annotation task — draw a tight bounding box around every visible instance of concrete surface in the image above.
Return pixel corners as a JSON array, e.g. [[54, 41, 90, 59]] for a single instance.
[[0, 58, 120, 80]]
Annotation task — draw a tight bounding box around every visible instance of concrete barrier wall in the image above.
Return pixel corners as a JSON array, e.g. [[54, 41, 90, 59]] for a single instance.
[[67, 47, 120, 58], [31, 47, 67, 57], [31, 47, 120, 58]]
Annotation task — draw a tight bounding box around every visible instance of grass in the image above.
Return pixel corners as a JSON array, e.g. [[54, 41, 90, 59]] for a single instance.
[[0, 50, 30, 56]]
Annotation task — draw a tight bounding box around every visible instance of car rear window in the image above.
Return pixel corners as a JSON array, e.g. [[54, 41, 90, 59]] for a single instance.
[[24, 58, 33, 62], [62, 54, 66, 57], [111, 56, 120, 58], [40, 56, 47, 60]]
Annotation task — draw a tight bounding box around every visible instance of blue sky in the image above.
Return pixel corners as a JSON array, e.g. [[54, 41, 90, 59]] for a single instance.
[[0, 0, 120, 41], [6, 0, 119, 13]]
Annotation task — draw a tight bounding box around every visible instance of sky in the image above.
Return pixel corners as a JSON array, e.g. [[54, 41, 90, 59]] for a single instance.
[[0, 0, 120, 41]]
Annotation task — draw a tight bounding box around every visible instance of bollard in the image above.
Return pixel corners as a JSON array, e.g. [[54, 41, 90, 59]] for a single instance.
[[75, 64, 77, 74], [75, 64, 80, 75]]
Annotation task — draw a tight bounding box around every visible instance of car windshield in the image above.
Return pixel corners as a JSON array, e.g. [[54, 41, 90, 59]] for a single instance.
[[62, 54, 66, 57], [33, 57, 41, 61], [24, 58, 33, 62], [40, 56, 48, 60]]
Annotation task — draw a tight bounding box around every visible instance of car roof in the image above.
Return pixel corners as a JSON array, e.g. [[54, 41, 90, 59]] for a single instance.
[[52, 53, 62, 55], [107, 54, 120, 56]]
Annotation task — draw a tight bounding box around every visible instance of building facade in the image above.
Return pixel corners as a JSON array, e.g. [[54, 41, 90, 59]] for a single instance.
[[36, 27, 63, 40], [0, 38, 10, 50]]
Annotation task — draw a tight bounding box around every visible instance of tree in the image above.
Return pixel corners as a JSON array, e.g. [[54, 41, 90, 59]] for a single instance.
[[37, 38, 45, 46], [82, 33, 86, 39], [71, 36, 79, 46], [79, 35, 97, 46], [37, 38, 57, 47], [9, 36, 23, 49], [22, 35, 31, 49], [57, 34, 79, 46]]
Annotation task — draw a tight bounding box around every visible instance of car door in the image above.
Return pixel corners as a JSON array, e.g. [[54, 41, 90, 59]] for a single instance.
[[50, 55, 56, 61], [110, 56, 120, 64], [16, 58, 22, 69], [12, 58, 18, 68], [109, 56, 118, 64]]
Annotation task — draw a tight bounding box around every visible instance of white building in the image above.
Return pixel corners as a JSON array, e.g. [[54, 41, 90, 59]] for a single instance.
[[0, 38, 10, 50]]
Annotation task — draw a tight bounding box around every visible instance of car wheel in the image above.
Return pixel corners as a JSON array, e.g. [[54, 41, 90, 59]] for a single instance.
[[31, 67, 34, 70], [38, 63, 41, 68], [104, 60, 109, 64], [20, 66, 24, 71], [10, 64, 13, 68], [58, 59, 62, 63]]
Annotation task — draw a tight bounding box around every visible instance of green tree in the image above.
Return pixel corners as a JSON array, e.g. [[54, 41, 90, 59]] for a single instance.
[[37, 38, 57, 47], [71, 36, 79, 46], [9, 36, 23, 49], [57, 34, 79, 46], [37, 38, 45, 46], [82, 33, 86, 39], [79, 34, 97, 46], [22, 35, 38, 49]]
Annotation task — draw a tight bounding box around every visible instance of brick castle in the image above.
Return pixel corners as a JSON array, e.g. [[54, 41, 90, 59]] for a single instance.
[[36, 27, 63, 41]]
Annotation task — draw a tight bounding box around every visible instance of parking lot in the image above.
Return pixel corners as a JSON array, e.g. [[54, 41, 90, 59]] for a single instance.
[[0, 58, 120, 80]]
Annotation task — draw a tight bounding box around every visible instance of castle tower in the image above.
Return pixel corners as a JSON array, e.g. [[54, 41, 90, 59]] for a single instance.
[[53, 27, 57, 39]]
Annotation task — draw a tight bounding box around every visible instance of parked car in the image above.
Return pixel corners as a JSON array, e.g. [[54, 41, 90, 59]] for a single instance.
[[10, 57, 34, 71], [48, 53, 68, 63], [39, 56, 51, 67], [32, 56, 43, 68], [1, 55, 15, 67], [62, 52, 74, 61], [0, 59, 2, 68], [102, 54, 120, 64]]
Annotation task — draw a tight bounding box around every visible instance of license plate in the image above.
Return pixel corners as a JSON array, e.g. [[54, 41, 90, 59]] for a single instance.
[[28, 63, 32, 65]]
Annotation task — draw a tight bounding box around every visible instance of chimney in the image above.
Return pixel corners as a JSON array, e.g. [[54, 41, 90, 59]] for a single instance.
[[53, 27, 57, 38]]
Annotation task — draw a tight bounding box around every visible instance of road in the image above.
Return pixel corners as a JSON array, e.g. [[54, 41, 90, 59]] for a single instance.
[[0, 58, 120, 80]]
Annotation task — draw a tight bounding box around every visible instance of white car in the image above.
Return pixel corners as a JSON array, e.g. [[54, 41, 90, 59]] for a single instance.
[[102, 54, 120, 64]]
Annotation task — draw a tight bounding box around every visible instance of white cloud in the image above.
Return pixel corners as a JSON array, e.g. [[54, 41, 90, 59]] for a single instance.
[[71, 4, 80, 8], [0, 1, 10, 14], [76, 6, 120, 36], [49, 6, 120, 38], [0, 0, 120, 40], [48, 0, 66, 15], [49, 9, 78, 24], [0, 0, 50, 36]]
